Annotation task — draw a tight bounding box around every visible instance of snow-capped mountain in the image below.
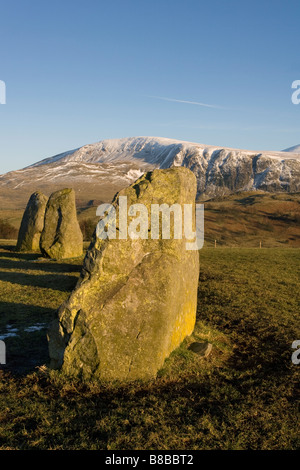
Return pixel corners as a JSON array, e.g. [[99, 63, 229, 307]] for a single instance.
[[282, 144, 300, 153], [1, 136, 300, 209]]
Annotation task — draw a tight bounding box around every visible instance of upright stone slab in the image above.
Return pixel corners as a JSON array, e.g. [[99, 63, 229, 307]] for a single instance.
[[16, 191, 48, 252], [40, 188, 83, 259], [48, 168, 199, 381]]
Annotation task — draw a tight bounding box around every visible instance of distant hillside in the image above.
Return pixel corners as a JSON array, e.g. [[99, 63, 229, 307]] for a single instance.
[[202, 191, 300, 247]]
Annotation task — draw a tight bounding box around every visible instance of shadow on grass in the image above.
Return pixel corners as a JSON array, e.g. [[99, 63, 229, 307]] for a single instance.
[[0, 245, 81, 375], [0, 245, 83, 272], [0, 302, 56, 375], [0, 245, 82, 266], [0, 245, 82, 289], [0, 270, 79, 292], [0, 258, 83, 273], [0, 245, 41, 261], [236, 194, 265, 206]]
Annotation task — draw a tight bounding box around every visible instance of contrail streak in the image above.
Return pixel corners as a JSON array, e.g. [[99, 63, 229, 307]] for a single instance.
[[147, 95, 226, 109]]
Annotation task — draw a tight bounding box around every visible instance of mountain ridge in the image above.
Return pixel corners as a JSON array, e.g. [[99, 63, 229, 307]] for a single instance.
[[1, 136, 300, 210], [26, 136, 300, 169]]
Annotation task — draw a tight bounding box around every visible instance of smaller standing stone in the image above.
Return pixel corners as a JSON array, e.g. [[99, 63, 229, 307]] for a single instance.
[[16, 191, 48, 252], [40, 188, 83, 259]]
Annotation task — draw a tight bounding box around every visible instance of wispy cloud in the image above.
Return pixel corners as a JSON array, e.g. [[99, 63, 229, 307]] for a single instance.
[[147, 95, 227, 109]]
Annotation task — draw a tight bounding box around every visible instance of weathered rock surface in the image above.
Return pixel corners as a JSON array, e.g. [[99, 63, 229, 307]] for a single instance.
[[40, 188, 83, 259], [16, 191, 48, 252], [48, 167, 200, 381]]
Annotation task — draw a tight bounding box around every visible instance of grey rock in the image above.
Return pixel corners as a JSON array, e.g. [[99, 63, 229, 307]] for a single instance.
[[40, 188, 83, 259], [16, 191, 48, 252], [188, 342, 213, 357]]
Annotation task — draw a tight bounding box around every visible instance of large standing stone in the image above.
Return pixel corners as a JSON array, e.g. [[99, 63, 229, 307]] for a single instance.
[[48, 168, 199, 381], [16, 191, 48, 252], [40, 188, 83, 259]]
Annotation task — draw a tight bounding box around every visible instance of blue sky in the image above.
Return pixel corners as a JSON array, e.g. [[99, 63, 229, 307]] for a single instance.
[[0, 0, 299, 174]]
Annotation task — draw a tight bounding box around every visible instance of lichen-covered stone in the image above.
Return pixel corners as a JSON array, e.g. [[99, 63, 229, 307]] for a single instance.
[[16, 191, 48, 252], [48, 168, 199, 381], [40, 188, 83, 259]]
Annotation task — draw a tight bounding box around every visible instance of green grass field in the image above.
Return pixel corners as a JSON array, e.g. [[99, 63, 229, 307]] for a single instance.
[[0, 241, 299, 450]]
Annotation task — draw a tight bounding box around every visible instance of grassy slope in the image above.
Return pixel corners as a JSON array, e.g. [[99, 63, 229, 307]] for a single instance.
[[202, 191, 300, 247], [0, 242, 299, 450]]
